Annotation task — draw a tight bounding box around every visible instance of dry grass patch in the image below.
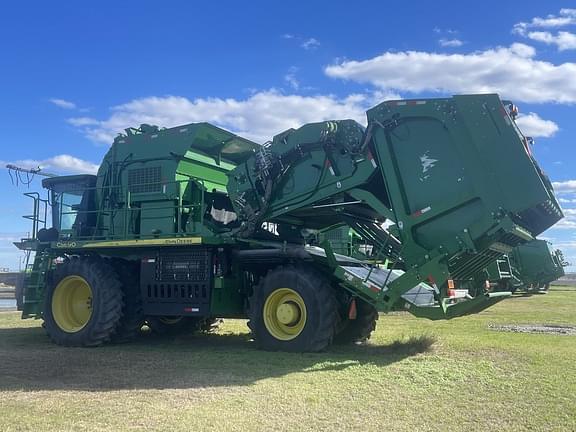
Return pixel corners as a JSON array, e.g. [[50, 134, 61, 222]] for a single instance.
[[0, 287, 574, 431]]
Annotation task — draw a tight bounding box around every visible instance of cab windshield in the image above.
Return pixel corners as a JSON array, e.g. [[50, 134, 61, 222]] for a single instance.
[[54, 189, 84, 231], [42, 175, 97, 236]]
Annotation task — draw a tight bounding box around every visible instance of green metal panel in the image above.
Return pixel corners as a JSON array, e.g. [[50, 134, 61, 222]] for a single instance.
[[227, 119, 377, 231], [93, 123, 256, 240], [367, 95, 561, 267], [511, 239, 565, 287], [318, 226, 354, 256], [139, 201, 176, 236], [210, 276, 244, 316], [104, 122, 258, 165]]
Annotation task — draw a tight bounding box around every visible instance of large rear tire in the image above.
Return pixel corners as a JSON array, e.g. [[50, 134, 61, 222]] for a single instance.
[[248, 265, 339, 352], [43, 257, 123, 347], [110, 259, 145, 343], [334, 298, 378, 344]]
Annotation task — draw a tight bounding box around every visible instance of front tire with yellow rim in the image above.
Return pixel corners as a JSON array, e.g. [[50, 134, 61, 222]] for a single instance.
[[249, 265, 338, 352], [43, 257, 123, 347]]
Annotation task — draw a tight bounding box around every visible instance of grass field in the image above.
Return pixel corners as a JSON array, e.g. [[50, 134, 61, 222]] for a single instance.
[[1, 288, 575, 432]]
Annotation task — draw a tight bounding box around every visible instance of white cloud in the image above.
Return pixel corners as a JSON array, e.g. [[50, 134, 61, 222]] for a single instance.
[[552, 208, 576, 230], [520, 30, 576, 51], [438, 38, 463, 47], [4, 155, 99, 175], [324, 43, 576, 104], [515, 112, 559, 138], [548, 182, 576, 235], [284, 67, 300, 90], [513, 9, 576, 51], [513, 9, 576, 31], [283, 34, 321, 50], [434, 28, 459, 35], [554, 239, 576, 250], [553, 180, 576, 195], [67, 117, 100, 127], [49, 98, 77, 110], [301, 38, 320, 50], [73, 90, 403, 145]]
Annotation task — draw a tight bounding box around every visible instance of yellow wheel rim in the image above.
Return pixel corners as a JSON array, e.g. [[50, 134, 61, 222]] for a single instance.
[[51, 275, 93, 333], [263, 288, 307, 341]]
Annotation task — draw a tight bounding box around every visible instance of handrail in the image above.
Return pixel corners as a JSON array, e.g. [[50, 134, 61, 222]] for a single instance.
[[39, 176, 220, 242], [22, 192, 48, 240]]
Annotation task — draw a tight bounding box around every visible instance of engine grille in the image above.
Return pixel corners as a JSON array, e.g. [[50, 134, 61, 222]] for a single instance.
[[140, 248, 212, 315], [157, 250, 210, 282], [128, 166, 162, 194], [146, 282, 208, 301]]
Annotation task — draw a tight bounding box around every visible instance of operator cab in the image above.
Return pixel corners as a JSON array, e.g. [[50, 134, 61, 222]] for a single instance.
[[41, 174, 97, 240]]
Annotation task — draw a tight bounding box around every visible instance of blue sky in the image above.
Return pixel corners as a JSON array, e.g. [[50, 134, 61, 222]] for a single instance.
[[1, 1, 575, 271]]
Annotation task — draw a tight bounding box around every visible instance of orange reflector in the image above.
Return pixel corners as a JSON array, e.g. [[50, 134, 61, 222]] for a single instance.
[[447, 279, 456, 298], [348, 298, 358, 320]]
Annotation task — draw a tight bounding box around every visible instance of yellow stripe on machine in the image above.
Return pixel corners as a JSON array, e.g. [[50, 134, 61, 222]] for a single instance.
[[81, 237, 202, 248]]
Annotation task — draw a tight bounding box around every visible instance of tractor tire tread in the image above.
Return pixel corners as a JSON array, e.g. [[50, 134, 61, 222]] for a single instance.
[[43, 256, 123, 347], [110, 259, 145, 343], [334, 299, 378, 344], [248, 264, 339, 352]]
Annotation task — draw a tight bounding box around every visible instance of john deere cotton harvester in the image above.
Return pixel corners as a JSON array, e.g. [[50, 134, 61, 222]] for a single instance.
[[15, 94, 562, 351]]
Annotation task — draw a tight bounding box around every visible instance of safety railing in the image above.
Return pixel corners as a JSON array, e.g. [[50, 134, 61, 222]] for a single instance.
[[33, 176, 218, 242], [22, 192, 49, 240]]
